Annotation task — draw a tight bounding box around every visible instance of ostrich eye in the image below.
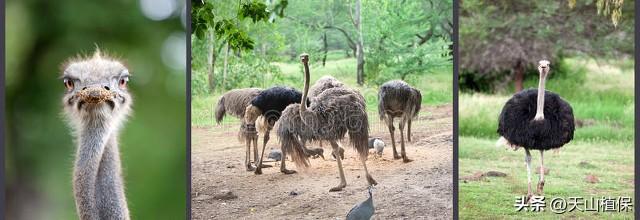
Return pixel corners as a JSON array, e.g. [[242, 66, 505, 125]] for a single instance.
[[119, 76, 129, 88], [63, 78, 74, 91]]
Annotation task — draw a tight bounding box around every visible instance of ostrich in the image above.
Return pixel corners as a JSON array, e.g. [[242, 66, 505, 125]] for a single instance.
[[308, 75, 344, 101], [244, 86, 308, 174], [277, 53, 377, 191], [306, 75, 346, 152], [61, 50, 131, 219], [497, 60, 575, 201], [214, 88, 263, 171], [378, 80, 422, 162]]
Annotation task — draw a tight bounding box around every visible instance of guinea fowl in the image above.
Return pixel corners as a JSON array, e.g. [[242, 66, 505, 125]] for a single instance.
[[368, 137, 385, 156], [346, 186, 375, 220], [267, 148, 282, 161]]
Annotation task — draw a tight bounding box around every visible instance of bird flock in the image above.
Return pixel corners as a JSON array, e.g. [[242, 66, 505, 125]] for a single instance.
[[214, 53, 423, 217], [213, 56, 575, 218]]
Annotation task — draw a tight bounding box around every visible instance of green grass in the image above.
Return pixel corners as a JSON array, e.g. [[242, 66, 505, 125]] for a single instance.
[[192, 58, 452, 126], [459, 58, 634, 219]]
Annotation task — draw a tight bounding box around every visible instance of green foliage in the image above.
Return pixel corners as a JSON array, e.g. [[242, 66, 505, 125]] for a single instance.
[[460, 0, 634, 91], [239, 1, 268, 22], [191, 0, 287, 51], [367, 39, 451, 85], [192, 0, 452, 94], [594, 0, 625, 26], [364, 0, 452, 84], [191, 53, 284, 96], [191, 67, 210, 96]]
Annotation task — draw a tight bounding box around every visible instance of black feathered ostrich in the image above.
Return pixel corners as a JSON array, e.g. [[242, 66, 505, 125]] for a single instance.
[[497, 60, 575, 200], [378, 80, 422, 162], [244, 86, 308, 174]]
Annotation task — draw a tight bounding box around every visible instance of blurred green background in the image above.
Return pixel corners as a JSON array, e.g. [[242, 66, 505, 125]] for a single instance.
[[5, 0, 186, 219]]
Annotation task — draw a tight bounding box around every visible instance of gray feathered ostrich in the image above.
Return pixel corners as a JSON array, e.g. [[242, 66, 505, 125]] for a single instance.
[[308, 75, 345, 101], [215, 88, 263, 171], [61, 51, 131, 219], [277, 53, 377, 191], [378, 80, 422, 162], [306, 75, 346, 156], [244, 86, 309, 174], [497, 60, 575, 200]]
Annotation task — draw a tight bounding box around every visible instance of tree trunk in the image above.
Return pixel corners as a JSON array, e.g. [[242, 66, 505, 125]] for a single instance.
[[354, 0, 365, 86], [222, 42, 230, 90], [207, 30, 216, 93], [513, 61, 524, 92], [322, 32, 328, 66]]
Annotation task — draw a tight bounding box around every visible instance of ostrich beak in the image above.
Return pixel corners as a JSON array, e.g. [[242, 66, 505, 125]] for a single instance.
[[538, 60, 551, 75], [78, 86, 115, 104]]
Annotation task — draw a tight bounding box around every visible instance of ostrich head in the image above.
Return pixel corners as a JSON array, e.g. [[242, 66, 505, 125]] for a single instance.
[[62, 50, 132, 128], [537, 60, 550, 76]]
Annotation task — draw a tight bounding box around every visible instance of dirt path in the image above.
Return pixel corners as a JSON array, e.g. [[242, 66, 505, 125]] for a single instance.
[[191, 104, 453, 219]]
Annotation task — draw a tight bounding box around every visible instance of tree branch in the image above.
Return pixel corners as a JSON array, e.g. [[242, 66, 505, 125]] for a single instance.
[[323, 25, 356, 50]]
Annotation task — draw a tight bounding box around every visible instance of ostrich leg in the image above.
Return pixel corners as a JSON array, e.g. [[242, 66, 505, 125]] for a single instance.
[[329, 140, 347, 191], [386, 114, 400, 159], [399, 116, 412, 163], [537, 150, 545, 194], [254, 127, 271, 175], [407, 117, 412, 142], [253, 136, 259, 164], [245, 137, 255, 171], [244, 125, 257, 171], [280, 141, 297, 174], [525, 148, 533, 201], [359, 155, 378, 186]]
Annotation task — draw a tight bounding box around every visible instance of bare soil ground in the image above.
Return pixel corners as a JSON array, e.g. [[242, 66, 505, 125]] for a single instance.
[[191, 104, 453, 219]]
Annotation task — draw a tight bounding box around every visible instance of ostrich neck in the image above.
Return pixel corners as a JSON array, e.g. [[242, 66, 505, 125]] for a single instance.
[[73, 118, 129, 219], [300, 61, 310, 117], [534, 73, 547, 121]]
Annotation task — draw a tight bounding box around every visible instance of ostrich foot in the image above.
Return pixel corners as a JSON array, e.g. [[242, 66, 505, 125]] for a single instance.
[[402, 156, 413, 163], [525, 192, 534, 203], [280, 169, 297, 175], [537, 181, 545, 195], [254, 168, 263, 175], [393, 154, 401, 160], [329, 184, 346, 192], [246, 164, 256, 171], [366, 174, 378, 186]]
